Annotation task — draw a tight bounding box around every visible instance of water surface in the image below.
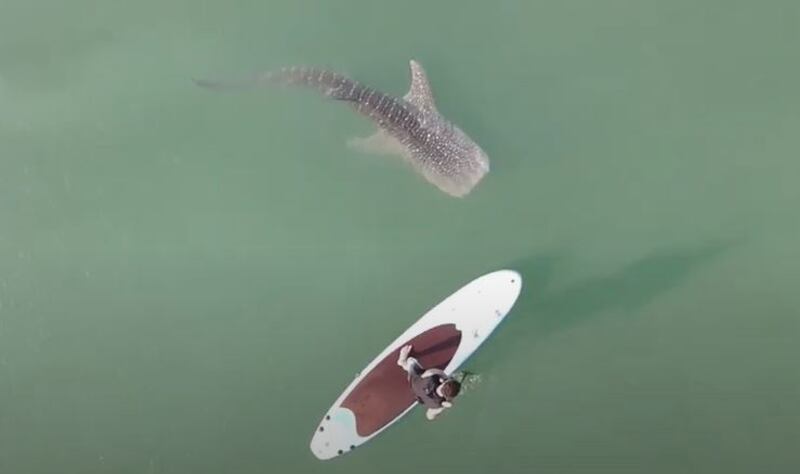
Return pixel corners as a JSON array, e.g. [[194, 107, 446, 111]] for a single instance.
[[1, 1, 798, 473]]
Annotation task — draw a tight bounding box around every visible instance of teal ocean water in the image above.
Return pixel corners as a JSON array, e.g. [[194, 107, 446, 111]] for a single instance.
[[2, 1, 798, 473]]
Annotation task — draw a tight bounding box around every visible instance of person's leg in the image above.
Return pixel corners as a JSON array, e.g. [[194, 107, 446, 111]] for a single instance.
[[397, 345, 420, 373], [397, 344, 412, 367]]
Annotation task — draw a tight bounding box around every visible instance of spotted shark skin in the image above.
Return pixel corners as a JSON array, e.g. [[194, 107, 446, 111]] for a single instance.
[[196, 61, 489, 197]]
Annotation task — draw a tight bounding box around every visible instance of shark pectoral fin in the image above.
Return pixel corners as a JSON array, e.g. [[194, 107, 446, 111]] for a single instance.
[[347, 131, 405, 156]]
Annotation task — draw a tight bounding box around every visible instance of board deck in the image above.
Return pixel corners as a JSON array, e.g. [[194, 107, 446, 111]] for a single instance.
[[310, 269, 523, 460]]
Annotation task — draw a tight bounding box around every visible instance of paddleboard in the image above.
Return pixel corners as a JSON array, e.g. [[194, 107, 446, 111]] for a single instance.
[[310, 269, 523, 460]]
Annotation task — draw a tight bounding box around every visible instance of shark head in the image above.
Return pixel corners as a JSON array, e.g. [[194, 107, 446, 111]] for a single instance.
[[403, 60, 490, 196]]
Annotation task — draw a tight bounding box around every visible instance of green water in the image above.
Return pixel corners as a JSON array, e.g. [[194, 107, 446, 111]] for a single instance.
[[2, 1, 799, 473]]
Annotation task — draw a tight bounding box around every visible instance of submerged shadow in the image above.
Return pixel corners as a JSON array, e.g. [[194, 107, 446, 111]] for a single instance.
[[504, 241, 732, 344]]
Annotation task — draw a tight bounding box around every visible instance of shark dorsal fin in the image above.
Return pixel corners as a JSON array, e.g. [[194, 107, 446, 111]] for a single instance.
[[403, 60, 437, 114]]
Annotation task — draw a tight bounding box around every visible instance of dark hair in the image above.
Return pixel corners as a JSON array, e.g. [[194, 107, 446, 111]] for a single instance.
[[441, 379, 461, 400]]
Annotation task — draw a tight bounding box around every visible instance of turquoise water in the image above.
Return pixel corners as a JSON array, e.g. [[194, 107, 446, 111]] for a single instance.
[[2, 1, 799, 473]]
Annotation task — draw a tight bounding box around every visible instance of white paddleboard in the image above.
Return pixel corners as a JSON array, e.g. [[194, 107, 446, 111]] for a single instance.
[[310, 269, 523, 460]]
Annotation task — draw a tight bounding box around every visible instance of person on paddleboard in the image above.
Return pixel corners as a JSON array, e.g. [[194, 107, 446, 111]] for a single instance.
[[396, 344, 462, 420]]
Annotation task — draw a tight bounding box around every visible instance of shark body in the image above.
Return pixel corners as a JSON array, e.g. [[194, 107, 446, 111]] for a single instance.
[[197, 60, 489, 197]]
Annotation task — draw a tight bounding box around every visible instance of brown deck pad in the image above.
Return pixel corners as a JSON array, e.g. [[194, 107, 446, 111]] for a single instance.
[[341, 324, 462, 437]]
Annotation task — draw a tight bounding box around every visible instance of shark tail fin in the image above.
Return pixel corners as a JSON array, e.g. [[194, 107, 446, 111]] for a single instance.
[[193, 71, 279, 92], [194, 67, 356, 98]]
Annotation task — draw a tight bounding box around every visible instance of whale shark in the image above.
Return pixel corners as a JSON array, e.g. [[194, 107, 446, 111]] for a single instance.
[[196, 60, 490, 197]]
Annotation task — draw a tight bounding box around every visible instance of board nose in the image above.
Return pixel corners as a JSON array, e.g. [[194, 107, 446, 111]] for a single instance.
[[488, 269, 523, 309]]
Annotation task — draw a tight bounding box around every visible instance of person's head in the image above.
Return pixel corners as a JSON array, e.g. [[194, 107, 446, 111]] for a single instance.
[[440, 379, 461, 401]]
